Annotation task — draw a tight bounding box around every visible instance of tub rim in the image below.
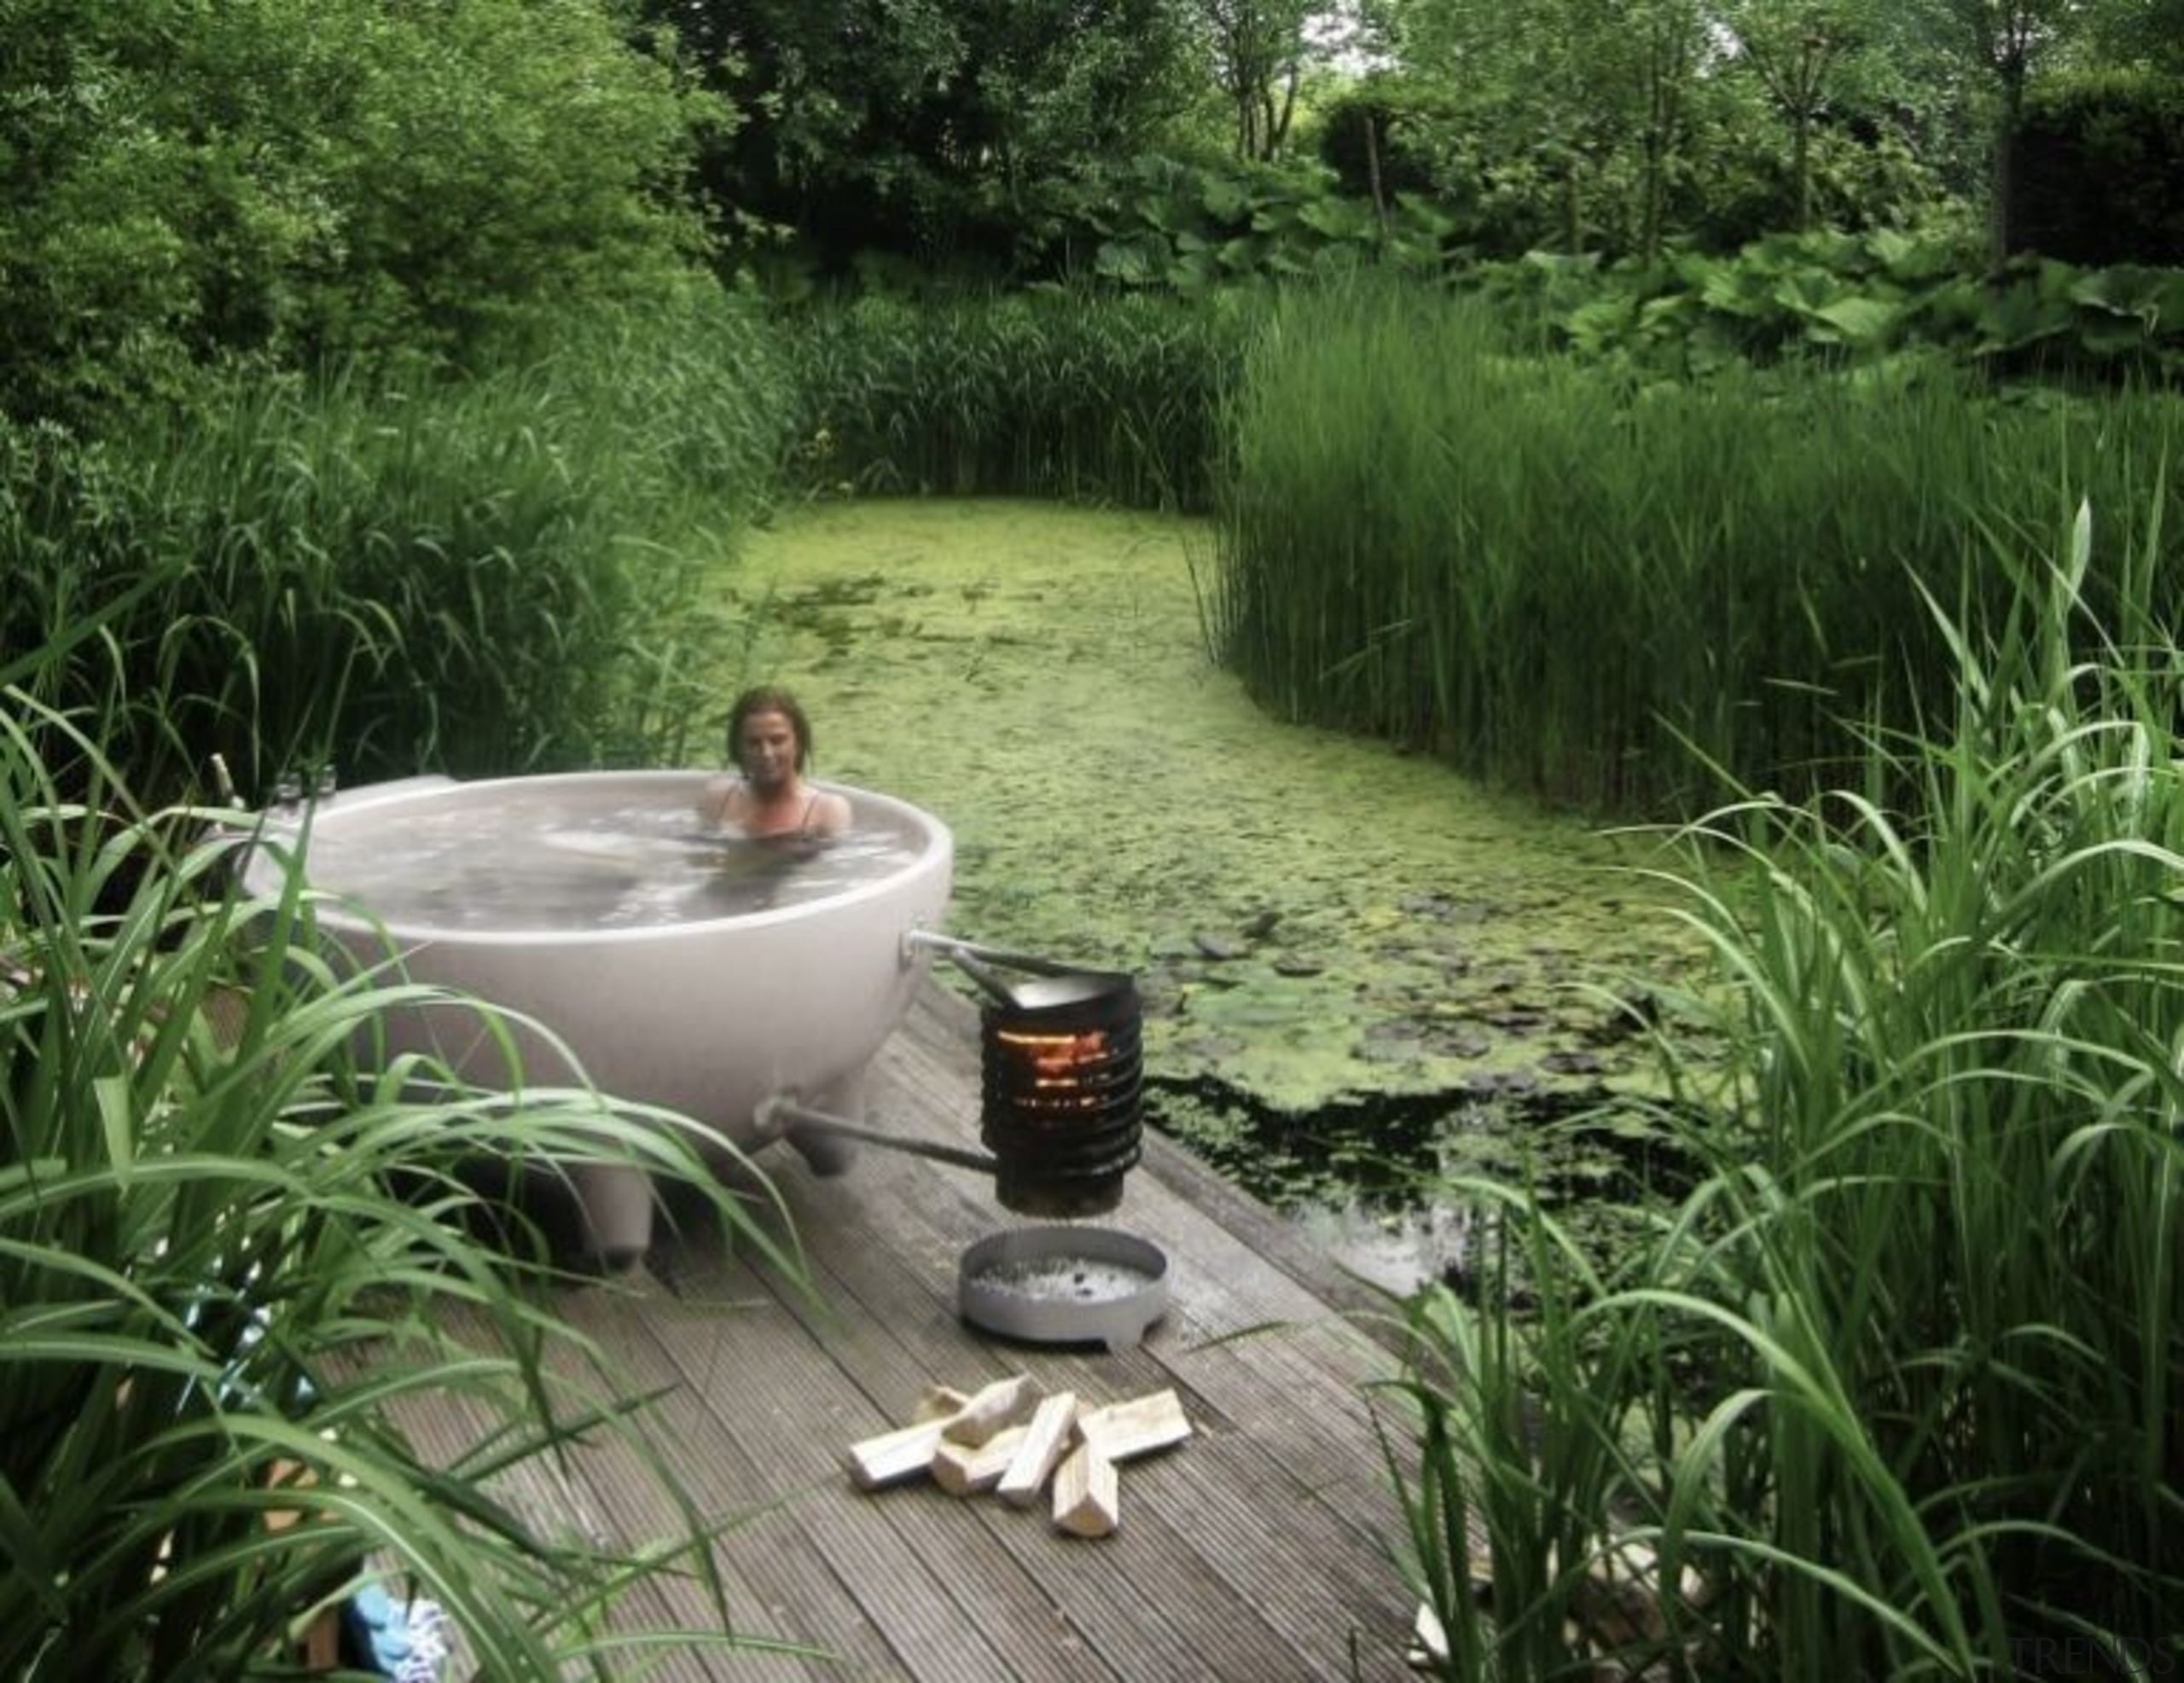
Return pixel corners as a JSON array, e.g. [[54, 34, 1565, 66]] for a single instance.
[[243, 769, 952, 950]]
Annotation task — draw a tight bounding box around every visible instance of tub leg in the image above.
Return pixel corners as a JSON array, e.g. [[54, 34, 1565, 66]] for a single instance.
[[566, 1160, 656, 1269], [787, 1070, 867, 1177]]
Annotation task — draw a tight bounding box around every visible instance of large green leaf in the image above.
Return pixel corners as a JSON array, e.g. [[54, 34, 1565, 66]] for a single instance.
[[1808, 296, 1903, 350], [1976, 278, 2077, 352], [1130, 191, 1189, 236], [1564, 295, 1640, 356], [1217, 234, 1271, 274], [1165, 247, 1223, 293], [1199, 173, 1250, 223], [1391, 193, 1456, 241], [1865, 230, 1960, 287], [1698, 260, 1776, 320], [1095, 235, 1167, 285], [2064, 265, 2181, 357], [1770, 268, 1844, 315], [1296, 195, 1376, 242]]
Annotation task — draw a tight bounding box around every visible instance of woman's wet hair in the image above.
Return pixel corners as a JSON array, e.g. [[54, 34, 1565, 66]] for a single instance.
[[726, 685, 814, 772]]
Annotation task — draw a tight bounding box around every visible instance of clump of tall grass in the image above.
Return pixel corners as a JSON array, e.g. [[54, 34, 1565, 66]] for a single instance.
[[1386, 497, 2184, 1674], [0, 682, 807, 1679], [3, 289, 791, 804], [778, 287, 1252, 511], [1215, 273, 2184, 818]]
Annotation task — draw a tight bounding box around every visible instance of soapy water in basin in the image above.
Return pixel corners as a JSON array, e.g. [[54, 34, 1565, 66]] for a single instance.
[[293, 789, 921, 932], [966, 1258, 1158, 1303]]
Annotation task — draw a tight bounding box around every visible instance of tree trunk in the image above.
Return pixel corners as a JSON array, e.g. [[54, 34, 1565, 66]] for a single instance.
[[1792, 113, 1812, 230], [1270, 61, 1298, 157], [1363, 108, 1387, 227], [1991, 54, 2026, 264]]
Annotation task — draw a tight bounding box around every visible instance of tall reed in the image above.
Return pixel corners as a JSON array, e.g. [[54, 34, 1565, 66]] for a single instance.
[[0, 682, 807, 1678], [1386, 494, 2184, 1675], [1, 290, 791, 804], [1215, 273, 2184, 819], [778, 287, 1251, 511]]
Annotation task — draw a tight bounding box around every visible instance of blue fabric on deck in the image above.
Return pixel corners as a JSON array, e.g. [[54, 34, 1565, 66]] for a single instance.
[[341, 1585, 453, 1680]]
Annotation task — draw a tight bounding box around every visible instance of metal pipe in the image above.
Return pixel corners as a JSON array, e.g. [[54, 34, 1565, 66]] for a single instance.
[[762, 1096, 1001, 1177], [902, 928, 1089, 981], [943, 947, 1021, 1010]]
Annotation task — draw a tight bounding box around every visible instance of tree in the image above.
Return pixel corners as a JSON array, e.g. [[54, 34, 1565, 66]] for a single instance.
[[1374, 0, 1714, 259], [650, 0, 1200, 270], [0, 0, 717, 422], [1923, 0, 2090, 257], [2086, 0, 2184, 73], [1199, 0, 1321, 159], [1715, 0, 1903, 230], [1625, 0, 1711, 258]]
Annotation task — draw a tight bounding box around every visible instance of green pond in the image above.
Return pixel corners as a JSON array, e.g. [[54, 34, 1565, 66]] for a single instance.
[[723, 499, 1706, 1288]]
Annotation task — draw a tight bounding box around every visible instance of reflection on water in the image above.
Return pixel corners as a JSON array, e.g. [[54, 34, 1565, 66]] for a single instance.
[[292, 792, 921, 932]]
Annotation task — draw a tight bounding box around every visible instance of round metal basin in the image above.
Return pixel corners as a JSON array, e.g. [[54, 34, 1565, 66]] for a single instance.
[[957, 1225, 1169, 1352]]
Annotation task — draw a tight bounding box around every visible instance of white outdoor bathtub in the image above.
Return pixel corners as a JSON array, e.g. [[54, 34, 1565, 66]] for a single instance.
[[243, 770, 954, 1262]]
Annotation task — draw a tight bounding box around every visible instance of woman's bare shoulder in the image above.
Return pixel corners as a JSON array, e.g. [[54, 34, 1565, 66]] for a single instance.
[[696, 775, 745, 827]]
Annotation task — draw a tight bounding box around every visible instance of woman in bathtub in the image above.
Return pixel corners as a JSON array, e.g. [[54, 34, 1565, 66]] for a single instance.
[[698, 685, 852, 842]]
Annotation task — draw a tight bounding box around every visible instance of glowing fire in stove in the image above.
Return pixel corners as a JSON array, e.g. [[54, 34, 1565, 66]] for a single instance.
[[996, 1028, 1112, 1101]]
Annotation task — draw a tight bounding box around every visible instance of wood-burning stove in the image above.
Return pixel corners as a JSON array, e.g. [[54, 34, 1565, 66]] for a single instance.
[[978, 968, 1142, 1217]]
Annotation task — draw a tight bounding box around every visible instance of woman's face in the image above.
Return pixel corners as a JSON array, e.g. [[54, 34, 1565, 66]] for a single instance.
[[735, 709, 802, 790]]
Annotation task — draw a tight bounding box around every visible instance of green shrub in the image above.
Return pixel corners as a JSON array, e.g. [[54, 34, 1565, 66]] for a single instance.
[[1019, 154, 1458, 294], [1316, 79, 1447, 209], [0, 0, 717, 429], [1466, 233, 2184, 382], [2011, 69, 2184, 267]]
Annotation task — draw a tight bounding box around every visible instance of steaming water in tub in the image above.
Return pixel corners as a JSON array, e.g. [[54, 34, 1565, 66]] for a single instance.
[[295, 786, 920, 931]]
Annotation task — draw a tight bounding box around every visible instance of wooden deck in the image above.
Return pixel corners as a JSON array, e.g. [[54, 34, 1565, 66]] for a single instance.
[[470, 980, 1426, 1680]]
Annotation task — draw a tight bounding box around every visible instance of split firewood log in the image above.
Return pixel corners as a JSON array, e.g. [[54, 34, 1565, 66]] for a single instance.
[[912, 1384, 972, 1423], [846, 1419, 956, 1490], [1051, 1441, 1120, 1539], [997, 1391, 1079, 1507], [940, 1373, 1039, 1447], [932, 1425, 1030, 1497], [1076, 1389, 1190, 1460]]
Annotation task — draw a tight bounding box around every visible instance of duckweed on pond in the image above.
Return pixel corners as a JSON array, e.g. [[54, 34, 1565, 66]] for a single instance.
[[717, 500, 1708, 1256]]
